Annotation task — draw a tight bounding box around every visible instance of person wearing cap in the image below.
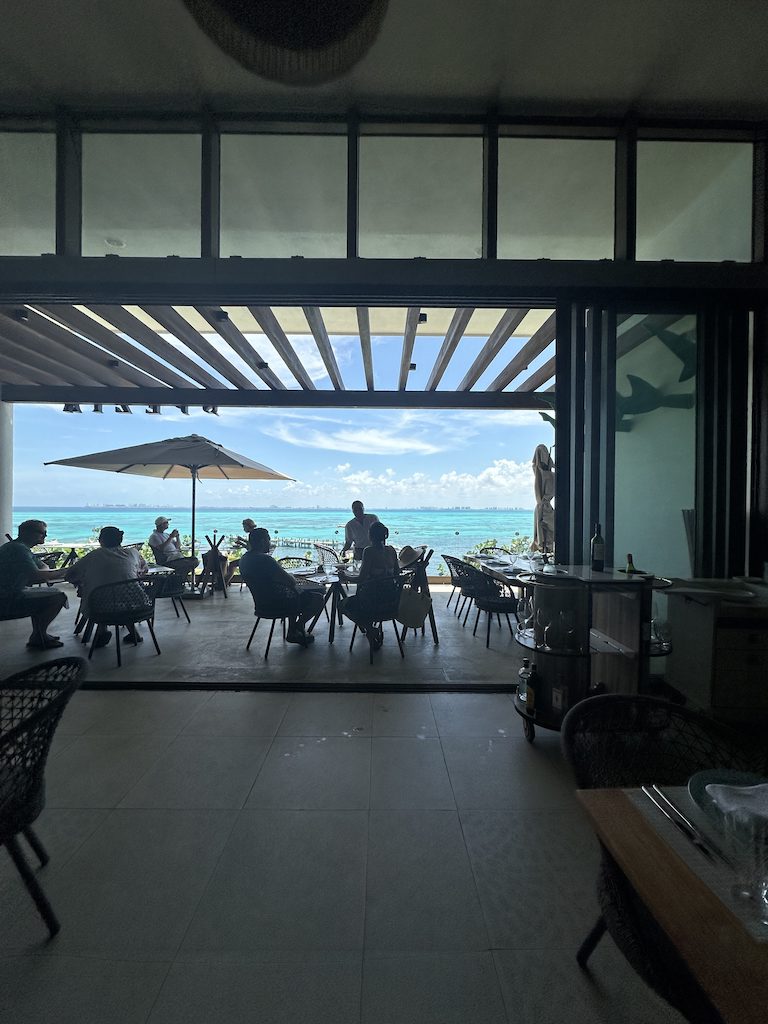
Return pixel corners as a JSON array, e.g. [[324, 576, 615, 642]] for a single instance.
[[341, 501, 379, 560], [65, 526, 148, 647], [148, 516, 199, 582], [0, 519, 69, 649]]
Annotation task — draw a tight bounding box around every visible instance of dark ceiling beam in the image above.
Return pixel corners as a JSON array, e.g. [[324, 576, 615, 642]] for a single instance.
[[36, 304, 196, 389], [356, 307, 374, 390], [0, 333, 100, 386], [194, 305, 285, 389], [457, 307, 529, 391], [516, 356, 556, 392], [143, 305, 256, 390], [303, 306, 344, 390], [486, 312, 557, 391], [0, 354, 63, 386], [425, 307, 474, 391], [2, 386, 553, 411], [248, 306, 316, 389], [91, 305, 218, 389], [0, 306, 163, 389], [398, 307, 421, 391], [0, 314, 132, 387]]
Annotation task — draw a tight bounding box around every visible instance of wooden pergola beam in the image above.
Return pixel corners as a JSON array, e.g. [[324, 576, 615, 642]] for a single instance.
[[398, 307, 421, 391], [516, 356, 555, 392], [0, 330, 103, 386], [486, 312, 557, 391], [249, 306, 317, 390], [146, 305, 256, 390], [303, 306, 344, 390], [425, 307, 474, 391], [195, 305, 285, 389], [456, 307, 528, 391], [356, 307, 374, 390]]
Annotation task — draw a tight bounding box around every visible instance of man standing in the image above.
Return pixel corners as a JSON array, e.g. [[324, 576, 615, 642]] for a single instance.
[[0, 520, 68, 649], [341, 501, 379, 560], [148, 515, 199, 582], [65, 526, 147, 647]]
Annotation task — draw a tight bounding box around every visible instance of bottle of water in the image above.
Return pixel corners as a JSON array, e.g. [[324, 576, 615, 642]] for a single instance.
[[517, 658, 531, 701]]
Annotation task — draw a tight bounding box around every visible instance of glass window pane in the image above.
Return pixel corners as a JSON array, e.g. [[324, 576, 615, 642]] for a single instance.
[[220, 134, 346, 257], [636, 142, 752, 261], [0, 133, 55, 255], [359, 136, 482, 258], [82, 134, 201, 257], [498, 138, 615, 259]]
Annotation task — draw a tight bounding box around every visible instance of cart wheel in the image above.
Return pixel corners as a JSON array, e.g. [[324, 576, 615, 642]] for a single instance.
[[523, 718, 535, 743]]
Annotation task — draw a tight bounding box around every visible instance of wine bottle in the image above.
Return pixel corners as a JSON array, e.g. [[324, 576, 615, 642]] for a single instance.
[[625, 553, 636, 574], [590, 523, 605, 572]]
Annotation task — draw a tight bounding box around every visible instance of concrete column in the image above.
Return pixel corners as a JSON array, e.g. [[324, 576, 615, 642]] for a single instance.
[[0, 402, 12, 542]]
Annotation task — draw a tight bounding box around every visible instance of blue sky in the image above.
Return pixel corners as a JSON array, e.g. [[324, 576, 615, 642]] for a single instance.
[[12, 330, 555, 508]]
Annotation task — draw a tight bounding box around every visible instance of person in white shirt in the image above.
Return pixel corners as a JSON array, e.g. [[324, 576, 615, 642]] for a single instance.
[[148, 515, 199, 582], [341, 501, 380, 560], [65, 525, 148, 647]]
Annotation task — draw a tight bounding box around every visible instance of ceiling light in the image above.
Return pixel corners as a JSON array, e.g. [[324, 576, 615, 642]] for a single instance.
[[418, 313, 428, 324]]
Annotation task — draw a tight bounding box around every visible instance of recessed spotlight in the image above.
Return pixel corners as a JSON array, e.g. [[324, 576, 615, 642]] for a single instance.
[[104, 236, 125, 249]]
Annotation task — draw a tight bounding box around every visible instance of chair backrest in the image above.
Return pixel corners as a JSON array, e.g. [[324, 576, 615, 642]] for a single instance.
[[355, 574, 403, 622], [479, 545, 512, 557], [458, 559, 500, 597], [1, 657, 87, 833], [153, 573, 186, 599], [314, 543, 341, 569], [278, 556, 315, 570], [560, 694, 765, 790], [245, 578, 299, 619], [88, 579, 154, 617]]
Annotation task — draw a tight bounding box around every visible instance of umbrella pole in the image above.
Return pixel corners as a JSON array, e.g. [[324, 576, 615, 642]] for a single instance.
[[191, 469, 197, 567]]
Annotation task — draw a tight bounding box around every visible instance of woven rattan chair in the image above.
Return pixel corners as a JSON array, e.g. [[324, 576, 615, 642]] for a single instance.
[[1, 656, 87, 937], [464, 564, 518, 648], [244, 578, 300, 659], [347, 575, 405, 664], [86, 579, 161, 667], [561, 694, 765, 1024], [314, 543, 342, 571], [278, 556, 316, 570], [441, 555, 485, 623], [478, 545, 513, 558], [152, 572, 191, 624]]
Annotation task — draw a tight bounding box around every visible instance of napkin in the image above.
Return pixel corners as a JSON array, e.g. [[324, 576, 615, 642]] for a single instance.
[[705, 783, 768, 823]]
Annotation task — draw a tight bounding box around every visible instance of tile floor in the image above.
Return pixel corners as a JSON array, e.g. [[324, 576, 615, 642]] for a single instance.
[[0, 689, 684, 1023]]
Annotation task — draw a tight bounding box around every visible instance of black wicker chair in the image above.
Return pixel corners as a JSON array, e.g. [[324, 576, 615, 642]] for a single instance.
[[152, 572, 191, 624], [441, 555, 485, 624], [561, 694, 766, 1024], [86, 579, 161, 667], [244, 579, 300, 659], [346, 575, 405, 664], [1, 656, 87, 937], [458, 561, 518, 647]]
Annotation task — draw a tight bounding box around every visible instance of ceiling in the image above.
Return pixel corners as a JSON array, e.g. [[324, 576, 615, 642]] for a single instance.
[[1, 1, 767, 120]]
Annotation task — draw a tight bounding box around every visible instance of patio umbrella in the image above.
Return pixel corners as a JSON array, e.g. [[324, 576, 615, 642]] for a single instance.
[[45, 433, 293, 561], [531, 444, 555, 554]]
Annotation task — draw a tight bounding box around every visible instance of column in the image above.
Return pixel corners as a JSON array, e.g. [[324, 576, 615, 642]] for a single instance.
[[0, 401, 12, 541]]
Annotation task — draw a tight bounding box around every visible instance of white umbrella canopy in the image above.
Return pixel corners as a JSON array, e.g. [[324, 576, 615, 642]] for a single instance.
[[45, 433, 293, 559]]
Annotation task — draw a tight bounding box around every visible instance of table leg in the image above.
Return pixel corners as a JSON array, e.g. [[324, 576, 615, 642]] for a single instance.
[[307, 583, 334, 638]]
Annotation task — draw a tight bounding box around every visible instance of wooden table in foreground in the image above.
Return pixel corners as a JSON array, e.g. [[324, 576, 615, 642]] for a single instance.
[[577, 789, 768, 1024]]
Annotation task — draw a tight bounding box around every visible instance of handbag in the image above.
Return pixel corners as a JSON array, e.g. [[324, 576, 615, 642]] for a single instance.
[[396, 585, 432, 628]]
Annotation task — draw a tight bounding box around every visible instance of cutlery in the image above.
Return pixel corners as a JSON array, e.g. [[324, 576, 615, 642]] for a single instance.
[[641, 785, 716, 863], [651, 784, 734, 869]]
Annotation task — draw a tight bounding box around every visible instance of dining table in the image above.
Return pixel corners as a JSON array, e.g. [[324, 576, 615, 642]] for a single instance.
[[578, 787, 768, 1024]]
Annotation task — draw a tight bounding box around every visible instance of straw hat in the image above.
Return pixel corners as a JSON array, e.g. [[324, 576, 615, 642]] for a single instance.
[[398, 545, 425, 569]]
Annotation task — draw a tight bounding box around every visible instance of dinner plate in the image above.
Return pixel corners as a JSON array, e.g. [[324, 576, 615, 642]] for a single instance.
[[688, 769, 768, 825]]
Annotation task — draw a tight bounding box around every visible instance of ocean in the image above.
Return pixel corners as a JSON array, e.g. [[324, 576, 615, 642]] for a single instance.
[[13, 506, 536, 560]]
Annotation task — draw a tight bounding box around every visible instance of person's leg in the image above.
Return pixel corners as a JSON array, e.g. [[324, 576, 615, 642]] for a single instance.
[[24, 590, 67, 648]]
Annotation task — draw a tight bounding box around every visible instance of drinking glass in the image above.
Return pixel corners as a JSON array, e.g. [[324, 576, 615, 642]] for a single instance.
[[723, 811, 768, 922]]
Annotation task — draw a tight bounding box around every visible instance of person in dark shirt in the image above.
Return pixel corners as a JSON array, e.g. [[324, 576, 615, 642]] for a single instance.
[[0, 519, 69, 648], [239, 528, 324, 647]]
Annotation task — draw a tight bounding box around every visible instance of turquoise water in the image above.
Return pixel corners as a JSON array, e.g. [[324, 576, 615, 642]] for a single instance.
[[13, 506, 535, 560]]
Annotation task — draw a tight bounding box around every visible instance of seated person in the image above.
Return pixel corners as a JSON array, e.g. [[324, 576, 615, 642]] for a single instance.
[[340, 521, 399, 647], [0, 519, 69, 649], [148, 515, 199, 582], [65, 526, 147, 647], [341, 500, 379, 560], [240, 528, 324, 648], [234, 517, 257, 548]]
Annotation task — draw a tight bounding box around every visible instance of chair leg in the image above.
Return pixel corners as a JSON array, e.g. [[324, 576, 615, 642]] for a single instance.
[[447, 586, 456, 609], [486, 610, 492, 648], [472, 607, 481, 636], [576, 915, 607, 969], [264, 618, 277, 659], [87, 626, 98, 660], [349, 624, 358, 652], [246, 619, 259, 650], [170, 597, 181, 618], [22, 826, 49, 867], [5, 835, 60, 938], [462, 599, 473, 627], [115, 627, 122, 668], [178, 597, 191, 624], [393, 619, 405, 658], [146, 618, 161, 656], [505, 613, 514, 636], [369, 629, 375, 664]]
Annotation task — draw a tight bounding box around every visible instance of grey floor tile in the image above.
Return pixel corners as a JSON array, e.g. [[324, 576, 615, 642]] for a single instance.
[[119, 735, 271, 809], [3, 808, 238, 959], [460, 809, 600, 949], [362, 952, 507, 1024], [430, 693, 519, 737], [147, 958, 362, 1024], [441, 736, 575, 810], [493, 945, 686, 1024], [245, 737, 371, 809], [180, 690, 291, 736], [278, 693, 374, 736], [45, 733, 175, 807], [80, 691, 212, 735], [372, 694, 437, 736], [0, 955, 170, 1024], [370, 738, 455, 809], [181, 809, 367, 955], [365, 810, 488, 952], [0, 808, 108, 883]]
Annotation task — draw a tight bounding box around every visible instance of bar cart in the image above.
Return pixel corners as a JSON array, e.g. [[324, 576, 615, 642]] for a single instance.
[[513, 566, 654, 741]]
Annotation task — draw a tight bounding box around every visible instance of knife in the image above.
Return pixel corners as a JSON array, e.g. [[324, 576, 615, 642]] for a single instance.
[[651, 784, 734, 869], [641, 785, 716, 863]]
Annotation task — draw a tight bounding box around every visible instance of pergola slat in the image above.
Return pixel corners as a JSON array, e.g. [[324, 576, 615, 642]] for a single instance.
[[195, 306, 286, 389], [249, 306, 316, 389], [91, 305, 220, 389], [303, 306, 344, 390], [0, 332, 103, 386], [398, 307, 421, 391], [145, 305, 256, 390], [516, 356, 555, 392], [356, 307, 374, 390], [426, 307, 474, 391], [456, 307, 529, 391], [36, 305, 198, 390], [0, 306, 164, 389], [0, 353, 64, 386], [485, 312, 557, 391]]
